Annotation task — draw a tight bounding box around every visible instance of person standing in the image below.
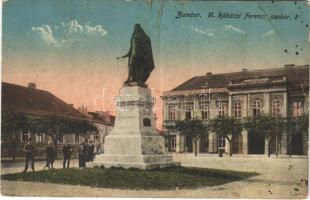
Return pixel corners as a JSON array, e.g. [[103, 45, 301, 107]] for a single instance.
[[22, 138, 36, 173], [44, 142, 55, 170], [88, 140, 95, 162], [94, 136, 102, 155], [62, 143, 73, 169], [78, 140, 87, 167]]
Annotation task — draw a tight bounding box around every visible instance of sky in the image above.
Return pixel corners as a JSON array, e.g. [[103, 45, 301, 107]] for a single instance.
[[2, 0, 310, 128]]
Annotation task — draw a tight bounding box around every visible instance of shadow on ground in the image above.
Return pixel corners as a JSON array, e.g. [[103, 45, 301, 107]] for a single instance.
[[1, 166, 258, 190]]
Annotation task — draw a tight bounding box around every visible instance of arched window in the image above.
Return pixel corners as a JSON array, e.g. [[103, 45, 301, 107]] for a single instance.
[[252, 99, 261, 117], [272, 98, 282, 116], [143, 118, 151, 127], [234, 101, 242, 118]]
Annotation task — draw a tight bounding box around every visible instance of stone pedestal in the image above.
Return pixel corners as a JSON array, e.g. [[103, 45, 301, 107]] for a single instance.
[[88, 86, 177, 170]]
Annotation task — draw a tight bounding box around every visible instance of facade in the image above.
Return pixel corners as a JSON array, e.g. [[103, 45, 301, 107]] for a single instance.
[[1, 82, 114, 158], [162, 65, 309, 155], [78, 105, 115, 151]]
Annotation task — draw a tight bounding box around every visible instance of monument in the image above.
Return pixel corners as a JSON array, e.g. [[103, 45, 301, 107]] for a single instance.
[[88, 24, 176, 169]]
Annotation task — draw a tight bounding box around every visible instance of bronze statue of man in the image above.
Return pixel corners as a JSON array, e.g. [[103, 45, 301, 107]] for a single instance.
[[117, 24, 155, 86]]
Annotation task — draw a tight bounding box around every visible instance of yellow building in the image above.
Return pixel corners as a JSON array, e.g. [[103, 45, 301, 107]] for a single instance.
[[162, 65, 309, 155]]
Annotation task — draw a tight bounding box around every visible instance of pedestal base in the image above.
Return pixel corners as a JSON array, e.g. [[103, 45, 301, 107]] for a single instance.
[[87, 154, 179, 170]]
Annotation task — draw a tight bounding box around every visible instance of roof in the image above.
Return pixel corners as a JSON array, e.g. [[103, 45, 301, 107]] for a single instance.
[[87, 111, 115, 125], [170, 65, 309, 92], [2, 82, 87, 119]]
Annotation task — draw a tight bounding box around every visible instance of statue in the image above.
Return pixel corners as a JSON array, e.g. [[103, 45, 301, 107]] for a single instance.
[[117, 24, 155, 86]]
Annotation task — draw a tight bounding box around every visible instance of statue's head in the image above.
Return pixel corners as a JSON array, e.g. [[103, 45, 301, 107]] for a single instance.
[[133, 24, 143, 34]]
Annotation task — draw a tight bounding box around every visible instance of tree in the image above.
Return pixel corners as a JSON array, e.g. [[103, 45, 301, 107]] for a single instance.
[[1, 111, 97, 159], [26, 114, 97, 157], [288, 114, 309, 156], [175, 118, 210, 156], [1, 111, 28, 160], [244, 115, 286, 157], [210, 116, 243, 156]]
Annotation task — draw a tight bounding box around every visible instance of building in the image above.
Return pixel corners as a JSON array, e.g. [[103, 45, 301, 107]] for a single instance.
[[1, 82, 114, 158], [78, 105, 115, 148], [162, 65, 309, 155]]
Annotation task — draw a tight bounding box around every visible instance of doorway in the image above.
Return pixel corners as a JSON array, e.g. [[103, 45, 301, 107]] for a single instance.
[[248, 132, 265, 154], [291, 134, 303, 155]]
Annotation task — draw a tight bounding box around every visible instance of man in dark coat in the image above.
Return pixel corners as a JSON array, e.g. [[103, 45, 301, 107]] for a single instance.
[[62, 143, 73, 169], [78, 140, 87, 167], [117, 24, 155, 86], [22, 138, 36, 173], [88, 140, 95, 162], [44, 142, 55, 170]]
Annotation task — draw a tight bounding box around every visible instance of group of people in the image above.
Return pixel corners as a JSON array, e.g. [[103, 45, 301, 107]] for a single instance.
[[22, 137, 100, 173], [78, 139, 95, 167]]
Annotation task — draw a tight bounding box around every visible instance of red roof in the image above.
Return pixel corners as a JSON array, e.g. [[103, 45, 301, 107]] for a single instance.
[[2, 82, 87, 119]]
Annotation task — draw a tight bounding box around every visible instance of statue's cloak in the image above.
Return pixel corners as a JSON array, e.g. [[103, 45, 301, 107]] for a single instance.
[[127, 31, 155, 84]]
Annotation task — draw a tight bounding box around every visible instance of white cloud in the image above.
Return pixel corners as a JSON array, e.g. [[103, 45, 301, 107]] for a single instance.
[[31, 20, 108, 48], [223, 25, 245, 34], [189, 26, 215, 37], [262, 30, 275, 37], [84, 24, 108, 37], [31, 25, 61, 47]]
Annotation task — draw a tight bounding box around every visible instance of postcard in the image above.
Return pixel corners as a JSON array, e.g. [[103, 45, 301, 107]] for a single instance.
[[1, 0, 309, 198]]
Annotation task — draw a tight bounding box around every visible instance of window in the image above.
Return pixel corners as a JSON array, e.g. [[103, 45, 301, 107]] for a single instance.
[[184, 102, 193, 120], [252, 99, 261, 117], [200, 100, 209, 120], [168, 107, 176, 120], [36, 133, 43, 143], [293, 101, 303, 117], [272, 98, 282, 116], [234, 101, 242, 118], [218, 136, 226, 148], [21, 131, 31, 142], [201, 110, 208, 120], [170, 136, 176, 151], [218, 104, 225, 117], [185, 111, 192, 119], [143, 118, 151, 127]]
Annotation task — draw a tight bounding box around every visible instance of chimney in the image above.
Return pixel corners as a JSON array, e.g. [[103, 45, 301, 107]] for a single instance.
[[28, 82, 36, 89], [242, 68, 247, 72], [206, 72, 212, 76]]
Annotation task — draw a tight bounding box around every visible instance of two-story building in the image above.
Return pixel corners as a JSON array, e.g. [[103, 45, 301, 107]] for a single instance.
[[162, 65, 309, 155]]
